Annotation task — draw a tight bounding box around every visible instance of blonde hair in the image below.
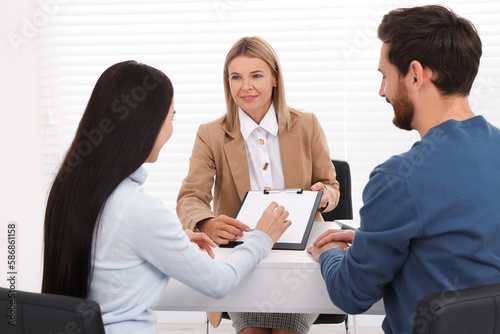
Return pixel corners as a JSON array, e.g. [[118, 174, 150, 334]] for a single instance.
[[223, 36, 298, 133]]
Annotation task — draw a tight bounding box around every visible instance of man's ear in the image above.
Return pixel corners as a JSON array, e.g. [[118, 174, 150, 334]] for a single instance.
[[408, 60, 424, 87]]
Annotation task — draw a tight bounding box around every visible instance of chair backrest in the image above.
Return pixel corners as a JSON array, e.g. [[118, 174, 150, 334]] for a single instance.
[[411, 282, 500, 334], [321, 159, 353, 221], [0, 287, 105, 334]]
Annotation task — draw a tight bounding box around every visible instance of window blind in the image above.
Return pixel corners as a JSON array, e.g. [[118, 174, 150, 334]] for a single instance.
[[39, 0, 500, 219]]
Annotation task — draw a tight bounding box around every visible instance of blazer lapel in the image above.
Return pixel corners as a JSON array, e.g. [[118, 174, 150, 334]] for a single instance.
[[223, 125, 251, 201], [280, 131, 302, 188]]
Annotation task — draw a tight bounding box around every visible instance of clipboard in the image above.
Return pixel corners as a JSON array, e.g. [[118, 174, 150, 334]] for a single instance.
[[220, 189, 323, 250]]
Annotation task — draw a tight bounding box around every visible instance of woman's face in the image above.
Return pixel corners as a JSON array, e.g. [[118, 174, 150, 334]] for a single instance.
[[228, 55, 277, 124], [145, 98, 175, 163]]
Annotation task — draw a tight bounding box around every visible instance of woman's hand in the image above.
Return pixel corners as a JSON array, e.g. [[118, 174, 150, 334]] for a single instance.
[[184, 229, 216, 259], [310, 182, 329, 210], [197, 215, 250, 245], [254, 202, 292, 243]]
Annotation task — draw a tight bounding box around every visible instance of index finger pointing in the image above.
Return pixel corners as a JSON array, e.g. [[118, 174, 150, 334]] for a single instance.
[[222, 216, 250, 232]]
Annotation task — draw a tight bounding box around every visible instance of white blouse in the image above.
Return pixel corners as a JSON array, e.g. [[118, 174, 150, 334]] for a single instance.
[[238, 104, 286, 191]]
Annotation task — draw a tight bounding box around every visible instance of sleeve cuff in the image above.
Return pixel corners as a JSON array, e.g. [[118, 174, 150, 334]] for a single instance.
[[319, 247, 346, 264], [247, 230, 274, 248]]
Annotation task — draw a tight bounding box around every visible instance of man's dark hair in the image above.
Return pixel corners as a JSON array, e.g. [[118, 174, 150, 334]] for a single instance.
[[378, 5, 482, 96]]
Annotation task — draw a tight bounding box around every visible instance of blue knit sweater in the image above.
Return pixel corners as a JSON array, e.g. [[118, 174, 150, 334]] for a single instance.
[[319, 116, 500, 334], [88, 166, 273, 334]]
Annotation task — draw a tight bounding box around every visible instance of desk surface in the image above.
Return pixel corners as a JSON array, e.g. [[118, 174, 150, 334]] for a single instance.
[[155, 220, 384, 315]]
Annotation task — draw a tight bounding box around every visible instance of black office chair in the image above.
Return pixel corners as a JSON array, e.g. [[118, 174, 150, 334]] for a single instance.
[[411, 282, 500, 334], [0, 287, 105, 334], [311, 160, 353, 333], [321, 159, 353, 222]]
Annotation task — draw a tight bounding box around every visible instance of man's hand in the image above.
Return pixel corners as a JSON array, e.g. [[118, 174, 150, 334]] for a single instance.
[[314, 229, 355, 248], [185, 229, 216, 259], [307, 229, 354, 262], [197, 215, 250, 245]]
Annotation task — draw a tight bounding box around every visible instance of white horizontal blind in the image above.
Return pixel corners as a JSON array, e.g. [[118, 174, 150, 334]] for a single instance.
[[39, 0, 500, 219]]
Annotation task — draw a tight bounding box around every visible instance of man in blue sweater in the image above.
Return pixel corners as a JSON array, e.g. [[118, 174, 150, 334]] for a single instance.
[[308, 5, 500, 334]]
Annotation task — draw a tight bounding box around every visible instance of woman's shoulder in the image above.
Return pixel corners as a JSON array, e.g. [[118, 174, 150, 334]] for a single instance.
[[288, 108, 320, 128], [291, 107, 318, 119], [104, 176, 150, 216], [199, 114, 226, 129], [195, 115, 227, 136], [104, 176, 176, 229]]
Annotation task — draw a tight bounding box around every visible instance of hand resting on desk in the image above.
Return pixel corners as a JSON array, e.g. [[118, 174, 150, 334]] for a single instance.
[[307, 229, 355, 261]]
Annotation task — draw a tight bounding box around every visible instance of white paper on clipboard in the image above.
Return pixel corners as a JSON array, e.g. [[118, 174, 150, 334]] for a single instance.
[[228, 189, 322, 250]]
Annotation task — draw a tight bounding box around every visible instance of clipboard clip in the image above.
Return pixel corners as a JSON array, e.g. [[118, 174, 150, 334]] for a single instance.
[[263, 188, 303, 194]]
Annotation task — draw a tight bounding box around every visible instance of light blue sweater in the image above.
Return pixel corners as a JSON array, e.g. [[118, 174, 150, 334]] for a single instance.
[[319, 116, 500, 334], [88, 166, 273, 334]]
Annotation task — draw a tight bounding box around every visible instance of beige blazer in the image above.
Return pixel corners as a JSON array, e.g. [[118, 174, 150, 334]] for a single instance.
[[177, 109, 340, 230], [176, 110, 340, 327]]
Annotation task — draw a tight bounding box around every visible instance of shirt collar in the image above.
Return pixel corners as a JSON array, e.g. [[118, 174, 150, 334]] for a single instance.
[[129, 165, 148, 185], [238, 104, 278, 141]]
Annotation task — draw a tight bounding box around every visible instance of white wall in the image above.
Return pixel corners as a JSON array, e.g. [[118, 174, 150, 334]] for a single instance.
[[0, 0, 45, 293]]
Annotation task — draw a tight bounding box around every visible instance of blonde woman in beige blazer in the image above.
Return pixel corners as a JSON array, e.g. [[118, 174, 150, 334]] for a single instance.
[[176, 36, 340, 334]]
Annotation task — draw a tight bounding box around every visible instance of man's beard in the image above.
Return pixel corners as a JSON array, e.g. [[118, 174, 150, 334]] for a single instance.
[[389, 82, 414, 131]]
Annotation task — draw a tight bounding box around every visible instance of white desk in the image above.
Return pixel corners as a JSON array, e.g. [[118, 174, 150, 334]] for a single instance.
[[155, 221, 384, 315]]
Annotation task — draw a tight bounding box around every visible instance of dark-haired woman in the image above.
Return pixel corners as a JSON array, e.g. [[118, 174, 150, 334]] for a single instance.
[[42, 60, 291, 334]]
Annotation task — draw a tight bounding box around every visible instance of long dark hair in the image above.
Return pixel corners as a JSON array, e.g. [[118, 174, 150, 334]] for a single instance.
[[42, 61, 173, 298]]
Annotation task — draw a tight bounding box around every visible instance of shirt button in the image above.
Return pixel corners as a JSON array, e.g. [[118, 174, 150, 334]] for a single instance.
[[259, 139, 265, 145]]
